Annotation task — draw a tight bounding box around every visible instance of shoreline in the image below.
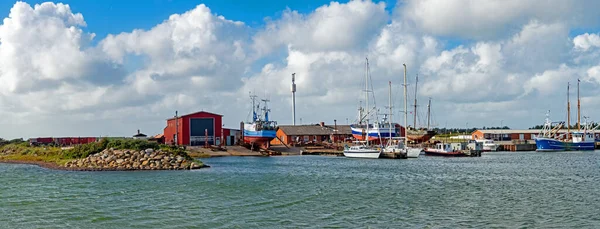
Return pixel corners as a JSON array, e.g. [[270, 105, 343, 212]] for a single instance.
[[0, 159, 210, 171]]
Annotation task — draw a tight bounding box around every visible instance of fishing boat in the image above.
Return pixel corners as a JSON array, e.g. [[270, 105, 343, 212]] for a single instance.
[[424, 142, 469, 157], [243, 93, 277, 149], [535, 80, 597, 151], [344, 58, 381, 159]]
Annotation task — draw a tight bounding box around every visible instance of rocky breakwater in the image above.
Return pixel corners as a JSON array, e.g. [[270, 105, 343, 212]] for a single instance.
[[64, 148, 205, 171]]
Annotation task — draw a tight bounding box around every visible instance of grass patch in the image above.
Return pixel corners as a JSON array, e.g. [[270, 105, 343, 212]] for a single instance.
[[0, 138, 199, 166]]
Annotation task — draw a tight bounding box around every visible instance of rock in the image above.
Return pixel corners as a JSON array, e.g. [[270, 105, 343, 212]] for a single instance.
[[190, 162, 201, 169], [145, 148, 154, 154], [116, 159, 124, 164], [141, 160, 149, 166], [153, 155, 163, 160], [176, 156, 184, 163], [133, 162, 140, 167]]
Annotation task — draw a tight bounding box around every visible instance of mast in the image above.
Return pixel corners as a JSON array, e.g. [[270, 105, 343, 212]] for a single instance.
[[427, 98, 431, 130], [388, 81, 392, 141], [403, 64, 408, 148], [250, 92, 258, 122], [365, 58, 370, 146], [577, 78, 580, 130], [413, 74, 418, 129], [567, 83, 571, 136]]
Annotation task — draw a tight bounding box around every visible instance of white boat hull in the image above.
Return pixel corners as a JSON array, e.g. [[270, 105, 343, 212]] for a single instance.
[[343, 150, 381, 159], [483, 144, 498, 151], [406, 148, 421, 158]]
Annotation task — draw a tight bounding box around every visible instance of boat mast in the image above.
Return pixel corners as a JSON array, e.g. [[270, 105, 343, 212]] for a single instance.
[[403, 64, 408, 148], [567, 82, 571, 136], [577, 78, 581, 130], [365, 58, 370, 146], [250, 92, 258, 121], [388, 81, 392, 142], [413, 74, 418, 129], [427, 98, 431, 130]]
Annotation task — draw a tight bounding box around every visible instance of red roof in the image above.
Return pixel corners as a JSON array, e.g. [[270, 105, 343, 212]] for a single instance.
[[167, 111, 223, 120]]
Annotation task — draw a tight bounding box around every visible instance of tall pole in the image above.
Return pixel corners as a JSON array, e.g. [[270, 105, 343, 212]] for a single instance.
[[577, 78, 581, 130], [388, 81, 393, 141], [413, 74, 418, 129], [427, 98, 431, 130], [175, 110, 179, 146], [567, 82, 571, 136], [403, 64, 408, 148], [292, 73, 297, 126], [365, 58, 370, 146]]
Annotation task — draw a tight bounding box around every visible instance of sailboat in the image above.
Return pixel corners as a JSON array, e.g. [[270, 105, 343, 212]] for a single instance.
[[402, 64, 422, 158], [344, 58, 381, 159], [406, 74, 436, 143]]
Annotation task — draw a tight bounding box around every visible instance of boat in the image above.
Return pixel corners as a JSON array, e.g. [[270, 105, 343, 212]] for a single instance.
[[343, 144, 382, 159], [424, 142, 470, 157], [534, 80, 597, 151], [475, 139, 499, 151], [243, 93, 277, 149], [382, 64, 422, 158], [344, 58, 381, 159], [406, 73, 436, 143]]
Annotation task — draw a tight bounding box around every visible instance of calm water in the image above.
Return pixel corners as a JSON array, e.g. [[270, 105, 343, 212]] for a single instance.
[[2, 152, 600, 228]]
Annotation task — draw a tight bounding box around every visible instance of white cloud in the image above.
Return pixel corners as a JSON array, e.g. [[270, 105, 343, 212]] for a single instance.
[[401, 0, 600, 39], [4, 0, 600, 139], [573, 33, 600, 51], [253, 0, 388, 55]]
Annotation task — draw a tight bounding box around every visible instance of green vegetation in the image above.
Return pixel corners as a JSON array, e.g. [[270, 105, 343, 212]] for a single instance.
[[0, 138, 196, 166]]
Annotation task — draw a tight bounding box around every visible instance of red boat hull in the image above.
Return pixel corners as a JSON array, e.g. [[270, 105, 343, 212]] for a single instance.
[[244, 136, 273, 149]]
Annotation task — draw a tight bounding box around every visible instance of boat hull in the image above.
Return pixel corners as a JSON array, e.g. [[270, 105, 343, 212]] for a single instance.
[[243, 130, 276, 149], [343, 150, 381, 159], [535, 138, 595, 151], [351, 127, 399, 141], [423, 149, 467, 157], [407, 130, 436, 143], [406, 148, 421, 158]]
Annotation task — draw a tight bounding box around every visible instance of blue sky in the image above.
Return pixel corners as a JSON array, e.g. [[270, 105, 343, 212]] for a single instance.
[[0, 0, 397, 40]]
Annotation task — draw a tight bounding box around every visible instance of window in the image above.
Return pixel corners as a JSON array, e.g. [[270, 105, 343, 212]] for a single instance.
[[303, 136, 309, 142]]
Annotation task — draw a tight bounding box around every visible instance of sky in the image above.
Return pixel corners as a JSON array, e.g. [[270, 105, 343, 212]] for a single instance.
[[1, 0, 600, 139]]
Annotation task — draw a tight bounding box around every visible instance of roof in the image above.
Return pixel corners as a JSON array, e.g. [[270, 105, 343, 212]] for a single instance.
[[167, 111, 223, 121], [152, 134, 164, 139], [473, 129, 600, 134], [278, 124, 352, 136]]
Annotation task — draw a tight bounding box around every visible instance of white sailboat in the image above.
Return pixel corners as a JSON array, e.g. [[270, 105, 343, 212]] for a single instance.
[[344, 58, 381, 159], [403, 64, 422, 158]]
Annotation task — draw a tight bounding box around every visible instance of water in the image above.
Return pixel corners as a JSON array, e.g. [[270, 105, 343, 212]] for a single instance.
[[1, 152, 600, 228]]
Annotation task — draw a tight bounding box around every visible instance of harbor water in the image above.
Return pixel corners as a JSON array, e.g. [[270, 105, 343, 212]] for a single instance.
[[2, 152, 600, 228]]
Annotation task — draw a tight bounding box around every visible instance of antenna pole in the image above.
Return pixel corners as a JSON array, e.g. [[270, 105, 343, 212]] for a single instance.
[[292, 73, 297, 126]]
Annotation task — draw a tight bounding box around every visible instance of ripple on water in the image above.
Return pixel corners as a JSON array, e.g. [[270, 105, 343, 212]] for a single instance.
[[2, 152, 600, 228]]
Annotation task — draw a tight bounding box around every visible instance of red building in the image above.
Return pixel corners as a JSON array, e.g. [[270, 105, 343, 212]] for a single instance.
[[164, 111, 223, 146]]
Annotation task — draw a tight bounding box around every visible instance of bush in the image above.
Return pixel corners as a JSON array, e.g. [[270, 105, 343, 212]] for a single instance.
[[106, 139, 159, 151], [63, 141, 106, 159]]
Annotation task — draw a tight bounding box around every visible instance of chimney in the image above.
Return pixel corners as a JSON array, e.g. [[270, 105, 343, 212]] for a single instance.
[[137, 129, 140, 134], [320, 122, 325, 127]]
